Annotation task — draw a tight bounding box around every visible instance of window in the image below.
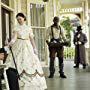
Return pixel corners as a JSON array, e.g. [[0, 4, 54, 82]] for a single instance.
[[30, 3, 46, 61], [30, 3, 45, 27]]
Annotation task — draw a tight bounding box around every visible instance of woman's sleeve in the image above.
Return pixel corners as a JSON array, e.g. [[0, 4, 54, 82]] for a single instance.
[[29, 27, 34, 38], [8, 27, 18, 46]]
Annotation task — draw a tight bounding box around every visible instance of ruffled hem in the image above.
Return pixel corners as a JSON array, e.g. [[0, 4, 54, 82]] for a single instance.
[[20, 70, 44, 77]]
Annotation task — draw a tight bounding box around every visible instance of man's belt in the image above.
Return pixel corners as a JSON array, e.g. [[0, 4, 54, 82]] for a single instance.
[[48, 42, 69, 48]]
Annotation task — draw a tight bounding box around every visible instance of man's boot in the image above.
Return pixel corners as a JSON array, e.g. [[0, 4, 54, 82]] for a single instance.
[[60, 71, 67, 78], [48, 57, 55, 78], [59, 66, 67, 78], [73, 63, 79, 68], [48, 69, 55, 78], [59, 58, 67, 78], [83, 64, 86, 69]]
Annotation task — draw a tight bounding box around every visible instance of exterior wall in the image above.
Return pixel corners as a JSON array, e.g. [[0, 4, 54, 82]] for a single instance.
[[0, 0, 2, 47], [20, 0, 55, 26], [20, 0, 63, 26], [0, 0, 26, 47], [46, 0, 54, 26], [0, 0, 15, 47], [21, 0, 27, 16], [88, 1, 90, 64]]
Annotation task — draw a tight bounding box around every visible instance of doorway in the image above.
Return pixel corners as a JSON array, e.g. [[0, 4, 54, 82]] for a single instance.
[[1, 7, 11, 46]]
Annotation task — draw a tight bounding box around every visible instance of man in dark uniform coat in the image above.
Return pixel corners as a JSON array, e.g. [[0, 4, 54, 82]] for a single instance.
[[0, 47, 20, 90], [73, 25, 87, 69], [46, 16, 67, 78], [0, 47, 7, 90]]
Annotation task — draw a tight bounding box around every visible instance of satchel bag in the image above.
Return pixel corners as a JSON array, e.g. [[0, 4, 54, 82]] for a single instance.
[[48, 26, 69, 48], [48, 41, 69, 48]]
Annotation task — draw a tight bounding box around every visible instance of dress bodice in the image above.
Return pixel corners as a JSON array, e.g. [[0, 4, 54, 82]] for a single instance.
[[14, 24, 34, 39]]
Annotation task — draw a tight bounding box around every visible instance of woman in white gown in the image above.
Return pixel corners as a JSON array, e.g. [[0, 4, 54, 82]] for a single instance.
[[5, 13, 47, 90]]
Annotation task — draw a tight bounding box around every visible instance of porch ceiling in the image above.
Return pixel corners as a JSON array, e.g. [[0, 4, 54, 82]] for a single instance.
[[61, 0, 89, 4], [60, 0, 89, 8]]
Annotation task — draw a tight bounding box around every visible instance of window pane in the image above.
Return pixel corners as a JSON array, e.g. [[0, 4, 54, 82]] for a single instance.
[[30, 3, 45, 27], [30, 3, 46, 62], [33, 28, 46, 61]]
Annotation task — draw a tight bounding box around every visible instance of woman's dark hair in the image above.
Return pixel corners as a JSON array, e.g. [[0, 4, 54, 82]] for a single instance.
[[16, 13, 26, 21]]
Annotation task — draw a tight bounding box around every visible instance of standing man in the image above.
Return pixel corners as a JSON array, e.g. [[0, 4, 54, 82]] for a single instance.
[[46, 16, 67, 78], [73, 25, 87, 69]]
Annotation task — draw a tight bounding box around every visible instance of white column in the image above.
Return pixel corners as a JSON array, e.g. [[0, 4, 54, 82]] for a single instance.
[[17, 0, 21, 13], [56, 0, 61, 16], [0, 0, 3, 64], [0, 0, 2, 47], [13, 0, 17, 25], [53, 0, 56, 16], [13, 0, 21, 25], [85, 0, 89, 64], [27, 0, 31, 25], [82, 0, 89, 64]]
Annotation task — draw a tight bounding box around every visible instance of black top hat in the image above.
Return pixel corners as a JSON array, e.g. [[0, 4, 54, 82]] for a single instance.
[[77, 25, 82, 31]]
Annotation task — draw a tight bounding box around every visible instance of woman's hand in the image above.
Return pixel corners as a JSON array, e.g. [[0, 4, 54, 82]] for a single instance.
[[29, 35, 38, 55], [4, 46, 10, 54], [7, 39, 16, 47], [20, 70, 25, 77], [7, 31, 17, 47]]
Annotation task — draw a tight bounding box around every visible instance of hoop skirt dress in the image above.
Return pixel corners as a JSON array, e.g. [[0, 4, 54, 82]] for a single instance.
[[5, 24, 47, 90]]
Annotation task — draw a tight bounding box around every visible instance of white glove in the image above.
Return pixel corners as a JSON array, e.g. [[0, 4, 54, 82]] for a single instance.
[[33, 48, 38, 55], [75, 42, 77, 45], [53, 40, 57, 43], [4, 46, 10, 54], [78, 41, 82, 45]]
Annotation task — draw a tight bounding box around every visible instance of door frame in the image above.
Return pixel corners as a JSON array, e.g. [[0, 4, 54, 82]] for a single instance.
[[0, 2, 14, 47]]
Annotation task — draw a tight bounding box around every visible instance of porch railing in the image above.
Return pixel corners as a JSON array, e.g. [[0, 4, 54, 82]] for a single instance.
[[64, 47, 75, 60]]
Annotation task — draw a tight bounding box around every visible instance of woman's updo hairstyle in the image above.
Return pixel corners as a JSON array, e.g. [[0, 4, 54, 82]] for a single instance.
[[16, 13, 26, 21]]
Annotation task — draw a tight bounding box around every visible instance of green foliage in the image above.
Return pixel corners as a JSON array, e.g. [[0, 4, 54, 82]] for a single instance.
[[61, 17, 73, 46]]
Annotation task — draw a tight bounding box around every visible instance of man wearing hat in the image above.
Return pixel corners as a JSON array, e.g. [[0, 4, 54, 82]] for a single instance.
[[0, 46, 10, 61], [0, 47, 9, 90], [46, 16, 67, 78], [73, 25, 87, 69]]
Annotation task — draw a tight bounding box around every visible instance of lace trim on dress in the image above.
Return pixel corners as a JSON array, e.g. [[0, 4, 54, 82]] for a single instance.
[[20, 70, 44, 77]]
